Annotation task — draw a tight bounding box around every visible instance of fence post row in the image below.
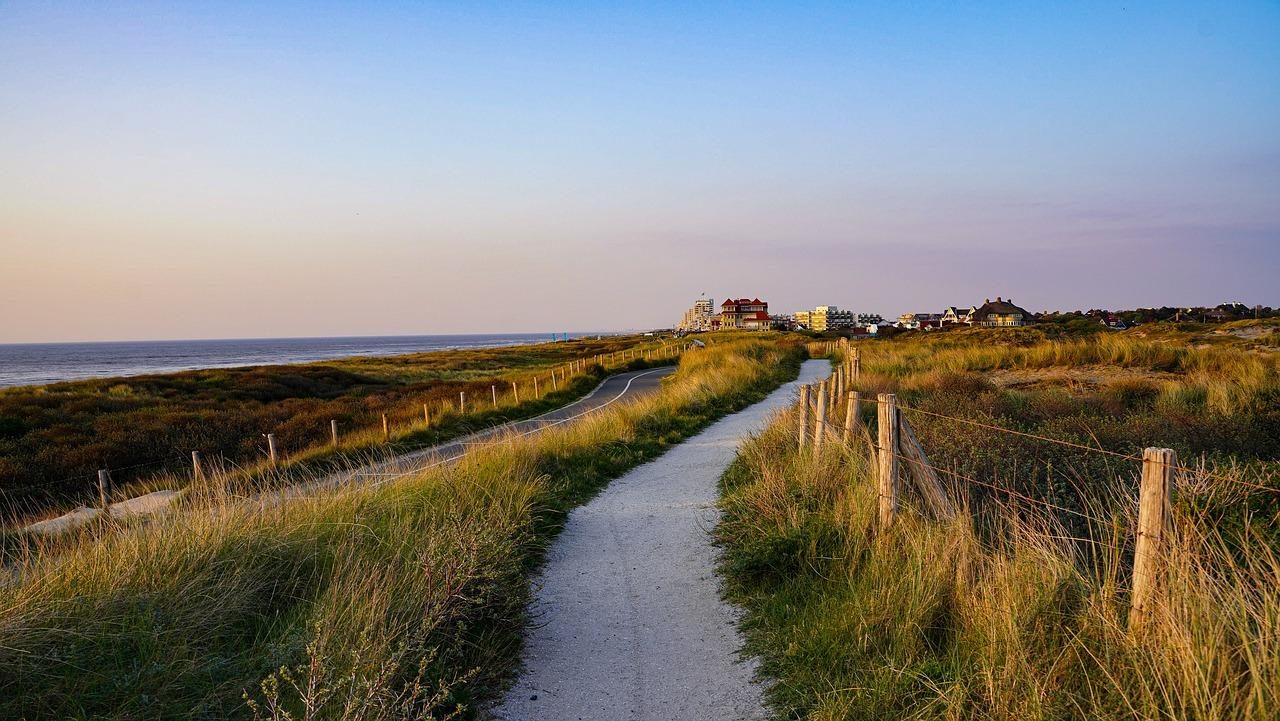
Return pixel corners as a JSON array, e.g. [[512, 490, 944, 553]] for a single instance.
[[877, 393, 898, 529], [1131, 447, 1176, 631], [798, 384, 811, 450]]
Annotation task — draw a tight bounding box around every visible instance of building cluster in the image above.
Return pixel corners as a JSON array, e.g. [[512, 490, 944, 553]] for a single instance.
[[897, 297, 1032, 329], [793, 305, 884, 332], [676, 297, 774, 332], [675, 295, 1034, 335]]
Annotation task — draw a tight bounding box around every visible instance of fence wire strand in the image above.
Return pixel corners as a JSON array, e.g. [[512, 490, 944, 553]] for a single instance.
[[801, 381, 1277, 495]]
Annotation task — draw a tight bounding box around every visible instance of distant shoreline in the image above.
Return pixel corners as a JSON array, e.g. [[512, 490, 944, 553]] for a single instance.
[[0, 332, 623, 389]]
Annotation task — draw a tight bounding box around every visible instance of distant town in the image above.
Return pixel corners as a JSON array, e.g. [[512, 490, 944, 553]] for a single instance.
[[675, 296, 1277, 335]]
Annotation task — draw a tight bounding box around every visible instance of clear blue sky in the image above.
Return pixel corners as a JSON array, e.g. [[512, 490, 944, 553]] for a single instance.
[[1, 1, 1277, 341]]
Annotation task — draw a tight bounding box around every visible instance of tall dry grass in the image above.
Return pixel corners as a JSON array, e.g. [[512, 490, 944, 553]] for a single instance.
[[719, 390, 1280, 720], [0, 337, 802, 720]]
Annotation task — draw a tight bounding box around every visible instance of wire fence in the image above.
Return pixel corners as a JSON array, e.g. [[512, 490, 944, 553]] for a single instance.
[[791, 355, 1276, 628]]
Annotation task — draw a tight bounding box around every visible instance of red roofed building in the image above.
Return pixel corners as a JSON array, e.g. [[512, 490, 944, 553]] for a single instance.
[[718, 298, 771, 330]]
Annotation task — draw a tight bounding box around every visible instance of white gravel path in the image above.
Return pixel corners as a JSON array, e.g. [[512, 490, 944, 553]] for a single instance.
[[490, 359, 830, 721]]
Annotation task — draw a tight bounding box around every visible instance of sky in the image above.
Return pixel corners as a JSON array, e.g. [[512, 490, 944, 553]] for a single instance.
[[1, 1, 1278, 342]]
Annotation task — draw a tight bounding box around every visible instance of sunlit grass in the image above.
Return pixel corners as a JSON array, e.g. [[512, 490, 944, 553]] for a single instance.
[[0, 337, 803, 720], [719, 410, 1280, 720]]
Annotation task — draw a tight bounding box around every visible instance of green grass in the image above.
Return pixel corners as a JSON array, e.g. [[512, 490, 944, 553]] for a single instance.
[[0, 336, 805, 720], [0, 335, 685, 524], [717, 332, 1279, 720]]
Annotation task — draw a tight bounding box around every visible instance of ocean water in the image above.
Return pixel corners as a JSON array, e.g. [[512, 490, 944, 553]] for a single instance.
[[0, 333, 595, 389]]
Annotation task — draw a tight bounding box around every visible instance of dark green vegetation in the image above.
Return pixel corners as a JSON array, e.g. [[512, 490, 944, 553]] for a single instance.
[[0, 337, 804, 720], [0, 336, 658, 521], [719, 329, 1279, 720]]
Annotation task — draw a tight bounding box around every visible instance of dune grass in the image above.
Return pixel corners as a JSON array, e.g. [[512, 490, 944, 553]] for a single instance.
[[0, 336, 803, 720], [0, 334, 686, 525], [718, 333, 1279, 720]]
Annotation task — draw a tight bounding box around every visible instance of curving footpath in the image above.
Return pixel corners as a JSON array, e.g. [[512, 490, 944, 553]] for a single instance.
[[490, 359, 830, 721]]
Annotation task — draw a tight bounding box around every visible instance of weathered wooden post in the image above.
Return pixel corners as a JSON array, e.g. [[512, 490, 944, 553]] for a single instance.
[[492, 384, 498, 406], [798, 385, 811, 450], [877, 394, 898, 529], [897, 413, 956, 521], [551, 373, 558, 392], [1131, 447, 1176, 631], [191, 450, 204, 481], [814, 385, 828, 457], [267, 433, 279, 467], [534, 376, 540, 396], [843, 391, 860, 443], [382, 414, 390, 440], [423, 403, 430, 425], [459, 391, 466, 413], [97, 469, 111, 512], [512, 381, 520, 404], [853, 348, 862, 383], [330, 419, 339, 446]]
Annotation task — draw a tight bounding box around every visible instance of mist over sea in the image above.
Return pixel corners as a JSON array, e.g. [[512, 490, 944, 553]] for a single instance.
[[0, 333, 600, 389]]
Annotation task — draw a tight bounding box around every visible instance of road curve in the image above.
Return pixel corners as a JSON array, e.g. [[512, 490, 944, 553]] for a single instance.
[[344, 366, 676, 485], [489, 359, 831, 721]]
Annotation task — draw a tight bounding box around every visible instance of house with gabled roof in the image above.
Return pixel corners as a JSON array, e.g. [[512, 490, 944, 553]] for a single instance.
[[942, 305, 977, 325], [718, 298, 771, 330]]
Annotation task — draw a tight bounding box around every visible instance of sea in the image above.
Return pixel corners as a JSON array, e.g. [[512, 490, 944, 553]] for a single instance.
[[0, 333, 602, 389]]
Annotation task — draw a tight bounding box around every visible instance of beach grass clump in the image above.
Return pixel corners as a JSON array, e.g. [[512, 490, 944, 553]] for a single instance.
[[0, 336, 803, 720]]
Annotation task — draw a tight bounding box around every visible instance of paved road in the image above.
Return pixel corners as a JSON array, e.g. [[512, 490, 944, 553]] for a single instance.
[[490, 359, 830, 721], [23, 367, 676, 535], [337, 366, 676, 486]]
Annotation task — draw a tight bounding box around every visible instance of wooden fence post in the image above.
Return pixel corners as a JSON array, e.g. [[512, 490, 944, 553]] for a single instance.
[[330, 419, 339, 446], [814, 385, 828, 457], [798, 385, 811, 450], [267, 433, 279, 467], [534, 376, 540, 396], [382, 413, 390, 440], [423, 403, 430, 425], [843, 391, 860, 443], [897, 413, 956, 521], [97, 468, 111, 512], [191, 450, 204, 482], [853, 348, 861, 383], [877, 394, 898, 529], [459, 391, 466, 413], [512, 381, 520, 404], [551, 373, 558, 391], [492, 384, 498, 406], [1131, 447, 1176, 631]]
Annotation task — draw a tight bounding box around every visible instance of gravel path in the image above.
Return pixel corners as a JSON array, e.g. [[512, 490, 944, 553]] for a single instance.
[[490, 359, 830, 721]]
